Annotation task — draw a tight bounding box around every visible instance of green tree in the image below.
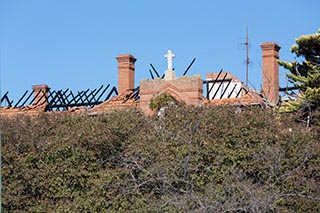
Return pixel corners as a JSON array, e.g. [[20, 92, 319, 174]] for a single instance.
[[278, 29, 320, 112], [1, 107, 319, 212], [149, 93, 180, 111]]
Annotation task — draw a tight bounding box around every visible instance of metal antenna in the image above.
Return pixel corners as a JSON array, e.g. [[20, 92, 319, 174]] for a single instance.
[[0, 47, 2, 208], [245, 25, 249, 86]]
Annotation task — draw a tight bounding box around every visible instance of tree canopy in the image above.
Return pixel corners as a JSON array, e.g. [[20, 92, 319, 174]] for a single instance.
[[278, 29, 320, 112], [1, 107, 319, 212]]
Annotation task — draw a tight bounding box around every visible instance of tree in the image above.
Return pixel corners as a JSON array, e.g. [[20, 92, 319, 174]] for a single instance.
[[1, 107, 319, 212], [278, 29, 320, 113], [149, 93, 180, 111]]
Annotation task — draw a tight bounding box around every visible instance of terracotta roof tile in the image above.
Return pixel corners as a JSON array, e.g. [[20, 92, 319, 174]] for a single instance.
[[0, 104, 47, 116], [204, 87, 265, 106], [90, 89, 138, 113]]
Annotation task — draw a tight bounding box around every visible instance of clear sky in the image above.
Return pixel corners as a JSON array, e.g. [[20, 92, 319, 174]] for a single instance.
[[1, 0, 319, 102]]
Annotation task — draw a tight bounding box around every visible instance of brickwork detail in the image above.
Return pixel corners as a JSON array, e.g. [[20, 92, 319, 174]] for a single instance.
[[140, 75, 203, 115], [116, 54, 136, 95], [260, 42, 281, 105], [32, 84, 50, 105], [1, 42, 281, 117]]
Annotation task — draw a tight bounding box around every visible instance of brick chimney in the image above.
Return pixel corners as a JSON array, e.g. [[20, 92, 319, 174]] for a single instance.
[[260, 42, 281, 105], [32, 84, 50, 105], [116, 54, 137, 95]]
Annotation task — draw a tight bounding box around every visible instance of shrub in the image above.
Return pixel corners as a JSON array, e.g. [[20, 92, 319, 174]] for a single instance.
[[1, 106, 319, 212]]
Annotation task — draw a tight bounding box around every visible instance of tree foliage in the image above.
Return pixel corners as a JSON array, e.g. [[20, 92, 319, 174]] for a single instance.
[[278, 29, 320, 112], [149, 93, 180, 111], [1, 107, 319, 212]]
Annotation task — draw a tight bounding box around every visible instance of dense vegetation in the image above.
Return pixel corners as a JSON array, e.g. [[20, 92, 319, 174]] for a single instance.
[[1, 106, 320, 212], [279, 29, 320, 113]]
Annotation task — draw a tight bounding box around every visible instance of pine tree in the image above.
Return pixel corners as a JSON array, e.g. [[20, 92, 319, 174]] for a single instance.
[[278, 29, 320, 112]]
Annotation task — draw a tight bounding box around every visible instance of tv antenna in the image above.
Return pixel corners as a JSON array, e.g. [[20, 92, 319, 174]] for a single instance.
[[245, 25, 249, 86]]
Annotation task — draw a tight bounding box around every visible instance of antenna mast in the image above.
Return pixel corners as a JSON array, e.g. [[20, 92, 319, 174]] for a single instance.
[[245, 25, 249, 86]]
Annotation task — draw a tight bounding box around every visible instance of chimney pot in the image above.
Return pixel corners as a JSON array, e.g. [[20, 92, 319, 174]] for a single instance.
[[32, 84, 50, 105]]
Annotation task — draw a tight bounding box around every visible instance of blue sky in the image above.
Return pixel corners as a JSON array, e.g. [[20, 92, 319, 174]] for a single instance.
[[1, 0, 319, 102]]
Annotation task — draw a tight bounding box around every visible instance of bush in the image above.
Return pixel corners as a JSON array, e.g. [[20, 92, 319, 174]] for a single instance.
[[1, 106, 319, 212]]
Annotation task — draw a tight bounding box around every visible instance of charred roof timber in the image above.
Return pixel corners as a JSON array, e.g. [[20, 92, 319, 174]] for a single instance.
[[1, 84, 118, 111], [149, 58, 196, 80]]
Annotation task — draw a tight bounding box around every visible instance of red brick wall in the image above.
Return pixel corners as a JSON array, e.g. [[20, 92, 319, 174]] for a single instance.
[[32, 84, 50, 105], [260, 42, 281, 105], [140, 76, 203, 115], [116, 54, 136, 95]]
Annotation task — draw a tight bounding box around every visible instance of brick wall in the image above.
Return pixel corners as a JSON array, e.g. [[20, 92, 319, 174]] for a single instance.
[[260, 42, 281, 105], [1, 42, 281, 117], [116, 54, 136, 95], [140, 75, 203, 115], [32, 84, 50, 105]]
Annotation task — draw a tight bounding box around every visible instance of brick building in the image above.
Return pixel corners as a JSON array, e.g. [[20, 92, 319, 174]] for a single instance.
[[0, 42, 281, 116]]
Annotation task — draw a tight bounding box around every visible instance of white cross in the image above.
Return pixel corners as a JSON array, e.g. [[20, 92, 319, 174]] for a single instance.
[[164, 50, 175, 71]]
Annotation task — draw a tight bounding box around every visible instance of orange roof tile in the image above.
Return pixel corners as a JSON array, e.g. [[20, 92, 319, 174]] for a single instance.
[[0, 104, 47, 116], [90, 89, 138, 113], [203, 88, 265, 106]]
